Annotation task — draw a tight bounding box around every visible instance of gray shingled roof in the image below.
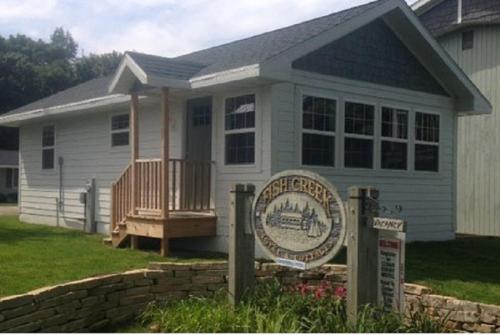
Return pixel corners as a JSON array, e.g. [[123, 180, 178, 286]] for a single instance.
[[0, 150, 18, 166], [1, 0, 383, 118], [175, 0, 383, 76], [417, 0, 500, 37], [126, 51, 205, 80], [3, 76, 114, 117]]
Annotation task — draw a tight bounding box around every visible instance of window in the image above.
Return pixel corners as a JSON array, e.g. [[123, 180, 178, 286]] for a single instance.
[[5, 168, 18, 189], [302, 96, 336, 166], [111, 114, 129, 147], [462, 30, 474, 50], [225, 94, 255, 164], [415, 112, 439, 172], [192, 105, 211, 127], [42, 125, 55, 170], [344, 102, 374, 168], [381, 107, 408, 170]]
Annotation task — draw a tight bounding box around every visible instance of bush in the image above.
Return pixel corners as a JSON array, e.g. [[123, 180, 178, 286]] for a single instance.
[[6, 193, 17, 203], [0, 193, 6, 203], [138, 280, 449, 333]]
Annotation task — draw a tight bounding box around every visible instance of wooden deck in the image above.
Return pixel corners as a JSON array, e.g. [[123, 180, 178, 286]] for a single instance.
[[109, 158, 216, 256]]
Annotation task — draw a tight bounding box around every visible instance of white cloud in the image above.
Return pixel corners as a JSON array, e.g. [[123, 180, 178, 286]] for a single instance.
[[0, 0, 418, 57]]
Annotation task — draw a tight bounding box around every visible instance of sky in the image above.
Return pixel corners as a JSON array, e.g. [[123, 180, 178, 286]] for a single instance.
[[0, 0, 416, 58]]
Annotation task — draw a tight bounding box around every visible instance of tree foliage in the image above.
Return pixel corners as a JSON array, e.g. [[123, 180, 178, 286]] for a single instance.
[[0, 27, 122, 150]]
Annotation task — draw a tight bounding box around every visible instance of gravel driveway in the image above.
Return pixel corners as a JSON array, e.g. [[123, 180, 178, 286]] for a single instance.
[[0, 205, 18, 216]]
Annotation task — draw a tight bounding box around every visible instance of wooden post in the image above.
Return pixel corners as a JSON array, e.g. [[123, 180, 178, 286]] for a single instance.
[[347, 186, 379, 326], [228, 184, 255, 306], [130, 92, 139, 216], [160, 87, 170, 257]]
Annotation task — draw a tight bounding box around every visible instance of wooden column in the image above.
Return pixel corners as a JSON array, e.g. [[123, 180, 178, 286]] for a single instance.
[[160, 87, 170, 257], [130, 92, 139, 216], [228, 184, 255, 306], [347, 186, 379, 325]]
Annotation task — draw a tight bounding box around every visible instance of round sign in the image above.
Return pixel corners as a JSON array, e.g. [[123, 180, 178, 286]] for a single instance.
[[252, 170, 347, 270]]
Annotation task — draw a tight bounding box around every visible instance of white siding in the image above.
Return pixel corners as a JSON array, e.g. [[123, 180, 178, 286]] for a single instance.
[[270, 72, 457, 241], [18, 98, 184, 233], [440, 26, 500, 237]]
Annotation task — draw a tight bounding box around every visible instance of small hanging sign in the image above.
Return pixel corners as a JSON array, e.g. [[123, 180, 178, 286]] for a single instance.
[[374, 218, 406, 313]]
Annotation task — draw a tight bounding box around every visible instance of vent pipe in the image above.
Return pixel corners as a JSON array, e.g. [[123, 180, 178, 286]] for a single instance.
[[457, 0, 463, 23]]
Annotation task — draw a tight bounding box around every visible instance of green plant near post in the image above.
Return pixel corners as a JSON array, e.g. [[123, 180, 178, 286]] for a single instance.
[[135, 281, 449, 333]]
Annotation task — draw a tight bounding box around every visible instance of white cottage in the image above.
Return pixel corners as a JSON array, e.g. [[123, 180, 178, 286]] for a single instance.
[[0, 0, 490, 256]]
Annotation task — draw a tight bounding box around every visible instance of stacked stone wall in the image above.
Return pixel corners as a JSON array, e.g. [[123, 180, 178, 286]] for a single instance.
[[0, 261, 498, 333]]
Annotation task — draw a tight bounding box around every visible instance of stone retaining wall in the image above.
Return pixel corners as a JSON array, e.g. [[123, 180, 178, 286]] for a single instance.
[[0, 261, 499, 333]]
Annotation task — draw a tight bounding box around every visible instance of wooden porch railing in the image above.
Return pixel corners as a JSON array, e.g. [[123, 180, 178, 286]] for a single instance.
[[111, 159, 214, 229], [111, 164, 132, 231]]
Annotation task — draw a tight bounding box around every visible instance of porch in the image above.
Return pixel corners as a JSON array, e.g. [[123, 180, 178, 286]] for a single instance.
[[109, 88, 216, 256]]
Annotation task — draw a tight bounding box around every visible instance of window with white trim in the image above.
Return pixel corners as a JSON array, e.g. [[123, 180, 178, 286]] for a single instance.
[[224, 94, 255, 165], [42, 125, 55, 170], [302, 95, 336, 166], [344, 102, 374, 168], [381, 107, 408, 170], [111, 114, 130, 147], [415, 112, 439, 172]]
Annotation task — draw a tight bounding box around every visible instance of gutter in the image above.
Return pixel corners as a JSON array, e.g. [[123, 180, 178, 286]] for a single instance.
[[0, 95, 130, 126]]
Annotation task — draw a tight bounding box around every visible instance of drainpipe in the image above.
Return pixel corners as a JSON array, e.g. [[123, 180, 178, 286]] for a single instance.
[[457, 0, 463, 24]]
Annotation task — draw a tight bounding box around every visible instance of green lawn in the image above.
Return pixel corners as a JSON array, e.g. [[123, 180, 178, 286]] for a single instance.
[[0, 216, 223, 297], [0, 215, 499, 305]]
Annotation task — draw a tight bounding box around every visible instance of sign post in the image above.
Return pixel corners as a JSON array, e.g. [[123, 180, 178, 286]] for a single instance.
[[228, 184, 255, 306], [346, 186, 379, 325]]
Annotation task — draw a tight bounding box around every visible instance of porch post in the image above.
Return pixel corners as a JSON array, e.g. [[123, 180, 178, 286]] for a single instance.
[[130, 92, 139, 216], [160, 87, 170, 257]]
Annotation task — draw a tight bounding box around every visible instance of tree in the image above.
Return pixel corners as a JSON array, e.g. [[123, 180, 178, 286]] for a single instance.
[[0, 28, 122, 150]]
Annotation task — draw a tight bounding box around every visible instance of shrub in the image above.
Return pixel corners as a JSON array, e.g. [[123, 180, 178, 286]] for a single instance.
[[138, 280, 448, 333]]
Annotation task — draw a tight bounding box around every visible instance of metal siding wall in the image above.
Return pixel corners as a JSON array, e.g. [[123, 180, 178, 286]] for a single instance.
[[440, 26, 500, 237]]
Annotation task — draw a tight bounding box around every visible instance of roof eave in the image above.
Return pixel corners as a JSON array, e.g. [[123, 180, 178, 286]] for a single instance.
[[0, 95, 130, 127]]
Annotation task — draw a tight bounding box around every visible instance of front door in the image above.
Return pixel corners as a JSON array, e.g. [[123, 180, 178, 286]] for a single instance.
[[182, 97, 213, 211], [186, 97, 212, 160]]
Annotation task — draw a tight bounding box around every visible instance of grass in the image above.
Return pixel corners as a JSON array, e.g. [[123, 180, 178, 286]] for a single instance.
[[0, 216, 223, 297], [331, 238, 500, 305], [0, 215, 499, 305]]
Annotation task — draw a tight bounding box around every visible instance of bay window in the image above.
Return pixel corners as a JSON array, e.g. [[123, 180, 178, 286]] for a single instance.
[[225, 94, 255, 165], [344, 102, 374, 168], [302, 95, 336, 166]]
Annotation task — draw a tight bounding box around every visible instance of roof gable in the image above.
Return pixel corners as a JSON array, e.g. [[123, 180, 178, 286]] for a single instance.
[[292, 19, 448, 96]]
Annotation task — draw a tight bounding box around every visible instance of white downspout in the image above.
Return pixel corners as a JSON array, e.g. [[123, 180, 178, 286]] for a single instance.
[[457, 0, 463, 23]]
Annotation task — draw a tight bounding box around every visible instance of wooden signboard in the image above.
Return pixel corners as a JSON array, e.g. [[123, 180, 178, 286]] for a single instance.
[[251, 170, 347, 270]]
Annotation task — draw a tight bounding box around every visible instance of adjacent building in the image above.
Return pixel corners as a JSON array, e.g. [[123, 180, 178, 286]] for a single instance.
[[415, 0, 500, 237]]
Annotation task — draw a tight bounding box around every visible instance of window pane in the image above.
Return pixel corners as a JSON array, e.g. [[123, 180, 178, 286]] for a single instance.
[[225, 95, 255, 130], [112, 132, 129, 147], [416, 112, 439, 143], [415, 144, 439, 172], [302, 96, 336, 132], [192, 106, 211, 127], [42, 126, 55, 147], [344, 138, 373, 168], [302, 134, 335, 166], [382, 107, 408, 139], [345, 102, 374, 135], [42, 148, 55, 170], [381, 141, 407, 170], [111, 114, 129, 131], [6, 168, 12, 188], [462, 30, 474, 50], [225, 133, 255, 164]]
